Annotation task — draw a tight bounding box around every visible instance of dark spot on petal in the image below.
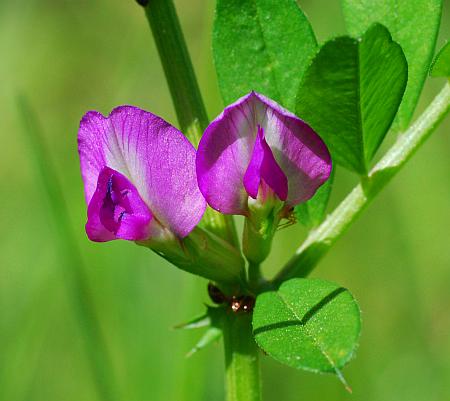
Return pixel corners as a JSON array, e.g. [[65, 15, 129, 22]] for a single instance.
[[118, 211, 127, 222]]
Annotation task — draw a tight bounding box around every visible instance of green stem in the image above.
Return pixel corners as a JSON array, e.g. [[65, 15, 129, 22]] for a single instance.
[[275, 82, 450, 284], [248, 262, 262, 291], [142, 0, 207, 144], [223, 313, 262, 401], [141, 0, 238, 246]]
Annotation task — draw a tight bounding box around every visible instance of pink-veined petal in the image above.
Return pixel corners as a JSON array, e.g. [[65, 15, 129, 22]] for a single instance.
[[196, 92, 331, 214], [78, 106, 206, 238], [257, 94, 332, 206]]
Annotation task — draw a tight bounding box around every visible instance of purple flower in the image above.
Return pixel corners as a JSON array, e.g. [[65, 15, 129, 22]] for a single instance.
[[78, 106, 206, 242], [196, 92, 332, 215]]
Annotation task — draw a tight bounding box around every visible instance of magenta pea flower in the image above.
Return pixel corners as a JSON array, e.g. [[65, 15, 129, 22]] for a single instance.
[[196, 92, 331, 264], [78, 106, 206, 242], [77, 105, 245, 284], [196, 92, 332, 216]]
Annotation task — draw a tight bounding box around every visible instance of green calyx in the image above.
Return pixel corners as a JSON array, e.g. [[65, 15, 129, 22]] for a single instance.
[[243, 195, 284, 265], [139, 227, 246, 290]]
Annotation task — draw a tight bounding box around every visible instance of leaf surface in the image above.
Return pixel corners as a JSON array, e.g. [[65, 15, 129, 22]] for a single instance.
[[342, 0, 442, 129], [253, 278, 361, 378], [213, 0, 317, 110], [431, 41, 450, 78], [296, 24, 407, 174]]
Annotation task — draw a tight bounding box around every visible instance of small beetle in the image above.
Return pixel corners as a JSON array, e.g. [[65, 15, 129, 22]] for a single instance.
[[207, 283, 255, 313]]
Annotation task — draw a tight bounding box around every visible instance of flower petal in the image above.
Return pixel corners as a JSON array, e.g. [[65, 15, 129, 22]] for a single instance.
[[86, 167, 153, 242], [196, 94, 261, 214], [243, 126, 288, 201], [78, 106, 206, 237], [196, 92, 331, 214], [257, 94, 332, 207]]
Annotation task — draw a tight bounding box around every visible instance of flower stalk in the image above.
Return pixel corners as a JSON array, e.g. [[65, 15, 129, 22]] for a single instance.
[[141, 0, 238, 246], [275, 82, 450, 284], [242, 194, 284, 267]]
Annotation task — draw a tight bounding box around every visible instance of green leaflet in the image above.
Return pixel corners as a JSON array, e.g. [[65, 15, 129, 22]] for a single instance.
[[253, 278, 360, 381], [342, 0, 442, 130], [296, 24, 407, 175], [213, 0, 317, 110], [431, 41, 450, 78]]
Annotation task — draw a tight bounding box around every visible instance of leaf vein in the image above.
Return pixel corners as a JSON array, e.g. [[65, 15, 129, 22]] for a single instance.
[[275, 291, 343, 377]]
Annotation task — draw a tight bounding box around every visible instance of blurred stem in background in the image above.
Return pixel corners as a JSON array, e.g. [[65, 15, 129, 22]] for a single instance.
[[141, 0, 238, 247], [17, 97, 119, 401]]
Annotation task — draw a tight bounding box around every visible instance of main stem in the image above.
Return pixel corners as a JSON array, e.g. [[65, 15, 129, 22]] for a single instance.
[[223, 313, 262, 401], [142, 0, 238, 246], [275, 82, 450, 284]]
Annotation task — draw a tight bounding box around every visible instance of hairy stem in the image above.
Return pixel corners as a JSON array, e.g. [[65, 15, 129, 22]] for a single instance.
[[141, 0, 238, 246], [275, 82, 450, 284], [223, 313, 262, 401]]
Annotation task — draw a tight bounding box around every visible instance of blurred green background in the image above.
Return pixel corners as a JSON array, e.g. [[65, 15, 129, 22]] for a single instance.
[[1, 1, 449, 400]]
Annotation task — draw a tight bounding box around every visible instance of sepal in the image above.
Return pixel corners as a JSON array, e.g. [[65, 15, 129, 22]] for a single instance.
[[174, 312, 211, 330], [140, 227, 246, 287], [243, 192, 285, 264], [186, 327, 223, 358], [175, 306, 225, 357]]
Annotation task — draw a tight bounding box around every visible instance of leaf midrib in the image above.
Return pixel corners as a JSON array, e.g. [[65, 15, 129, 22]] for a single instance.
[[251, 0, 282, 103]]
